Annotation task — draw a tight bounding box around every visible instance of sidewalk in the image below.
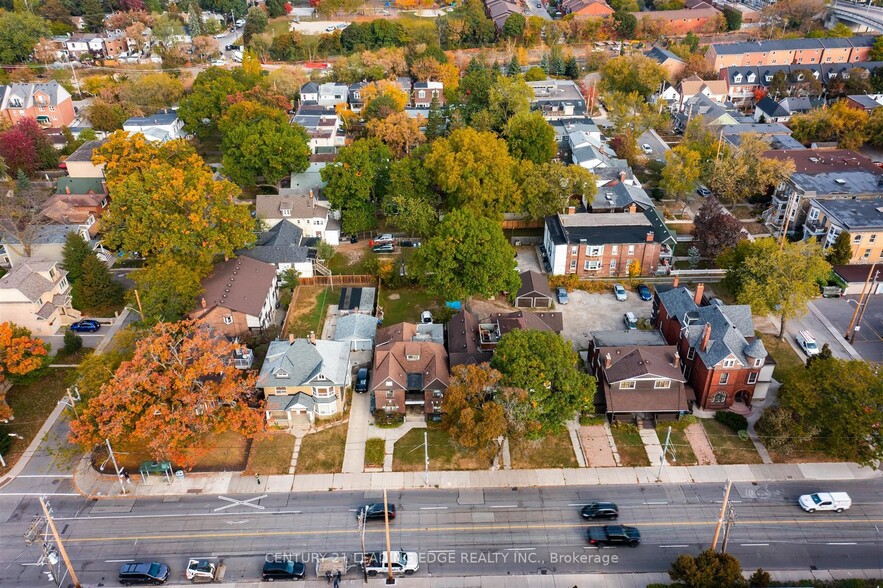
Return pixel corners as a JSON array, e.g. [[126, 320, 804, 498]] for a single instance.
[[73, 453, 882, 499]]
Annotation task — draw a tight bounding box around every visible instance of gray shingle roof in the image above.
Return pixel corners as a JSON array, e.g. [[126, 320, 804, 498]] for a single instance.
[[0, 261, 64, 303], [257, 338, 349, 389], [755, 96, 789, 118], [814, 198, 883, 231], [335, 313, 378, 342], [238, 221, 311, 265], [266, 392, 315, 411]]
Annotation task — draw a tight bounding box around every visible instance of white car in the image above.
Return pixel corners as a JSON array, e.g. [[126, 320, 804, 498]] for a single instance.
[[235, 19, 245, 27], [210, 59, 226, 67], [613, 284, 627, 301], [641, 143, 653, 155], [798, 492, 851, 513], [325, 25, 337, 32]]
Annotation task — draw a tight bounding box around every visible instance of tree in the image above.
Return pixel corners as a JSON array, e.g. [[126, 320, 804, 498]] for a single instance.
[[708, 134, 794, 204], [39, 0, 74, 31], [0, 323, 48, 422], [80, 0, 105, 32], [487, 74, 533, 131], [0, 172, 51, 260], [749, 569, 772, 588], [188, 1, 204, 37], [505, 111, 556, 165], [719, 238, 831, 339], [68, 321, 264, 468], [692, 196, 745, 259], [366, 112, 426, 157], [179, 68, 250, 140], [71, 253, 124, 313], [767, 70, 788, 100], [613, 10, 637, 38], [506, 55, 521, 77], [152, 13, 185, 46], [501, 12, 525, 40], [120, 73, 185, 115], [517, 161, 595, 220], [129, 258, 206, 323], [871, 35, 883, 62], [385, 155, 439, 238], [825, 230, 853, 266], [320, 138, 392, 234], [600, 54, 665, 98], [442, 364, 508, 457], [0, 10, 50, 63], [423, 128, 518, 217], [267, 0, 287, 17], [62, 232, 93, 284], [0, 118, 58, 176], [192, 35, 220, 61], [361, 79, 409, 119], [669, 549, 745, 588], [789, 100, 870, 150], [425, 96, 446, 140], [413, 208, 520, 301], [491, 329, 595, 439], [660, 145, 701, 202], [87, 98, 137, 133]]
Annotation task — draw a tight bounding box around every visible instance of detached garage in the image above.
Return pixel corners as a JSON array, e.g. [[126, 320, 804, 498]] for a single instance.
[[334, 312, 377, 351], [515, 270, 553, 308]]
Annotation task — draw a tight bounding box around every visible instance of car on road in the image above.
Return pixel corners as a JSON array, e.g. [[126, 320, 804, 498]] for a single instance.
[[641, 143, 653, 155], [355, 367, 369, 393], [556, 287, 568, 305], [119, 562, 170, 585], [796, 330, 819, 356], [235, 18, 245, 27], [587, 524, 640, 547], [580, 502, 619, 520], [360, 550, 418, 576], [637, 284, 652, 301], [696, 186, 711, 197], [262, 560, 306, 581], [213, 32, 226, 38], [225, 44, 240, 51], [336, 23, 348, 29], [799, 492, 851, 513], [372, 243, 395, 253], [536, 2, 541, 6], [613, 284, 627, 301], [325, 25, 337, 32], [70, 319, 100, 333], [210, 59, 226, 67], [359, 503, 396, 520], [623, 312, 637, 330]]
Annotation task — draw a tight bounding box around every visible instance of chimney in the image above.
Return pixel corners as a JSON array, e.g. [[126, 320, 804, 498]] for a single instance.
[[701, 322, 712, 352], [646, 231, 654, 242], [619, 170, 626, 182], [694, 283, 705, 306], [65, 185, 71, 194], [289, 333, 295, 344], [673, 351, 680, 368], [567, 206, 576, 215], [309, 331, 316, 345], [672, 275, 679, 288], [200, 297, 207, 309], [309, 189, 315, 208], [628, 203, 636, 213], [605, 353, 612, 369]]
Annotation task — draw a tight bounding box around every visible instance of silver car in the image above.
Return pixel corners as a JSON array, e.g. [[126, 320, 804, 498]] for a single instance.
[[613, 284, 627, 301]]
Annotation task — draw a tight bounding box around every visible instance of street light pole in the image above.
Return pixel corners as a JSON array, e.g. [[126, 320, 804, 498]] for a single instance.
[[105, 438, 127, 496], [39, 497, 80, 588], [656, 426, 673, 480]]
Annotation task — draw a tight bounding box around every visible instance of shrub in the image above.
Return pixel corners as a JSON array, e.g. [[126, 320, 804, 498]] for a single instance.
[[749, 568, 771, 587], [714, 411, 748, 432], [63, 330, 83, 355], [375, 413, 404, 428], [580, 413, 606, 426]]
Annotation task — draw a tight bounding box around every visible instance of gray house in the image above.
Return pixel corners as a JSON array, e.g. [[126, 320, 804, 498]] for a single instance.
[[334, 312, 377, 351]]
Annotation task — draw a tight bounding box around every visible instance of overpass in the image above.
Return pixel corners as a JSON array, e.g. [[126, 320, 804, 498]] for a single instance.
[[830, 1, 883, 34]]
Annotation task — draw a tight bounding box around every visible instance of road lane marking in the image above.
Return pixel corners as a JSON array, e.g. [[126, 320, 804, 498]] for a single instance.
[[105, 559, 134, 563], [420, 507, 448, 510], [0, 493, 80, 496], [740, 544, 769, 547], [504, 548, 535, 551], [489, 505, 517, 508], [659, 545, 689, 548], [16, 474, 74, 478], [827, 542, 858, 545], [214, 495, 267, 512], [54, 510, 302, 521], [645, 501, 668, 505]]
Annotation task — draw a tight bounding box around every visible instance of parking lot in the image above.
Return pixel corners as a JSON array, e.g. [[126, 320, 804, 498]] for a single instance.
[[557, 286, 654, 352], [809, 295, 883, 364]]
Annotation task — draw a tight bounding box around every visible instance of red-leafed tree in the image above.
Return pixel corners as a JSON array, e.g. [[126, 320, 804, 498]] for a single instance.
[[284, 1, 293, 13], [0, 118, 58, 176], [68, 321, 265, 468], [0, 322, 48, 422]]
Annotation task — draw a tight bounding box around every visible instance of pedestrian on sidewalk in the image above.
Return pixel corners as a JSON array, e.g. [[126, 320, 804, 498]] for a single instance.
[[255, 474, 261, 485]]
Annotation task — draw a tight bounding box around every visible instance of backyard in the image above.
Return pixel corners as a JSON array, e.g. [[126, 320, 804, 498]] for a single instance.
[[393, 426, 492, 472], [286, 286, 338, 338], [509, 431, 578, 469], [701, 419, 762, 465], [296, 424, 348, 474], [610, 424, 651, 467], [379, 288, 445, 325]]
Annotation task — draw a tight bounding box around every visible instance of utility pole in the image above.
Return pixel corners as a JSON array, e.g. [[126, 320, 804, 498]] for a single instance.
[[133, 288, 144, 319], [656, 426, 675, 481], [710, 480, 732, 552], [105, 438, 127, 496], [358, 512, 368, 583], [39, 497, 80, 588], [383, 488, 395, 585], [720, 505, 737, 553], [853, 270, 879, 344], [423, 430, 429, 487], [846, 264, 877, 340]]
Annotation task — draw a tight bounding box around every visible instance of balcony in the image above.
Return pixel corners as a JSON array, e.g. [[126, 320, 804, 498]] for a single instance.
[[803, 218, 827, 237]]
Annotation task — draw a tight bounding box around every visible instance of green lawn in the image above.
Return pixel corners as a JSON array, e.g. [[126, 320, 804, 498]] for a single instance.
[[758, 333, 805, 384], [327, 251, 373, 275], [0, 367, 76, 476], [93, 430, 250, 472], [379, 288, 445, 325], [701, 419, 762, 465], [509, 431, 578, 469], [393, 426, 492, 472], [245, 432, 295, 475], [610, 424, 650, 467], [267, 16, 291, 38], [365, 438, 385, 469], [656, 428, 697, 466], [296, 424, 347, 474]]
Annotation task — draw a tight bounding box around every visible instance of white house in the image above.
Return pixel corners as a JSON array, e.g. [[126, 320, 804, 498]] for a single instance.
[[122, 110, 184, 142], [300, 82, 348, 107], [0, 261, 77, 335], [255, 190, 340, 245]]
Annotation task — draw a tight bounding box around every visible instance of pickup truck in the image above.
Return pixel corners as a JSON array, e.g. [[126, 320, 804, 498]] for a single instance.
[[798, 492, 851, 513], [359, 550, 419, 576], [586, 525, 641, 547]]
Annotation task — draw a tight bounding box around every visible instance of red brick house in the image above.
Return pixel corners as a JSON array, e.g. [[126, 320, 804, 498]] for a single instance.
[[652, 282, 773, 411], [0, 82, 75, 128]]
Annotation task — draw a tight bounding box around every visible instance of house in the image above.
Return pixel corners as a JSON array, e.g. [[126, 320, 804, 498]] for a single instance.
[[631, 5, 722, 36], [0, 82, 75, 128], [673, 94, 740, 132], [832, 264, 883, 295], [485, 0, 523, 31], [515, 270, 553, 308], [589, 181, 654, 213], [371, 322, 449, 417], [0, 261, 75, 336], [653, 81, 681, 109], [122, 110, 184, 142], [412, 81, 444, 108], [446, 308, 563, 368], [348, 81, 370, 111], [762, 149, 883, 235], [526, 79, 587, 119], [804, 198, 883, 263], [41, 178, 108, 227], [544, 209, 675, 277], [191, 256, 278, 339], [258, 335, 350, 425], [706, 37, 875, 72], [237, 221, 315, 278], [587, 331, 689, 423], [560, 0, 614, 17], [334, 312, 378, 351], [845, 94, 883, 112], [292, 103, 344, 154], [447, 309, 493, 367], [64, 139, 107, 179], [255, 190, 340, 245], [753, 96, 822, 123], [644, 47, 686, 80], [300, 82, 348, 107], [653, 282, 773, 410], [338, 287, 376, 316], [0, 225, 92, 269], [720, 123, 805, 150], [675, 75, 729, 113]]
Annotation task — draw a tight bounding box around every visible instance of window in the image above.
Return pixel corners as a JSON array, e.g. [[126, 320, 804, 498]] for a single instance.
[[275, 386, 287, 394], [627, 245, 635, 255], [808, 207, 819, 220], [611, 245, 618, 255], [854, 234, 862, 243], [223, 315, 233, 325], [712, 391, 727, 404], [654, 379, 671, 389], [584, 260, 601, 270], [586, 246, 603, 256], [754, 357, 763, 367], [747, 372, 758, 384], [386, 390, 395, 399], [609, 260, 616, 271], [432, 390, 443, 398], [569, 260, 577, 272], [619, 381, 635, 389], [38, 106, 44, 112], [687, 347, 695, 360], [281, 209, 291, 217], [314, 387, 332, 398], [719, 373, 729, 385], [871, 234, 877, 243], [418, 90, 426, 98], [723, 358, 735, 368], [863, 249, 871, 259], [571, 246, 578, 255], [314, 219, 322, 225], [734, 74, 742, 83], [49, 106, 55, 112]]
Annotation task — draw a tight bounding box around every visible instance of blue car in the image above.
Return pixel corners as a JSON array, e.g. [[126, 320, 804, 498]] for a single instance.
[[69, 319, 100, 333], [637, 284, 652, 301]]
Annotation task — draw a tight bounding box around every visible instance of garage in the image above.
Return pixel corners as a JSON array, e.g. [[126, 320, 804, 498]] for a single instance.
[[515, 270, 553, 308]]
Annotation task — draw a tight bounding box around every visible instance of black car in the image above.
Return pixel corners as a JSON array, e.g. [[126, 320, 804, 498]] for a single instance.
[[359, 503, 396, 520], [587, 524, 640, 547], [580, 502, 619, 520], [119, 562, 170, 585], [355, 367, 369, 393], [262, 560, 306, 581]]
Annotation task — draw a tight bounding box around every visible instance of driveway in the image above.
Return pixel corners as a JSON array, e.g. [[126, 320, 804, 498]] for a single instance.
[[524, 0, 552, 20], [514, 246, 542, 274], [638, 129, 670, 164], [808, 296, 883, 364], [557, 286, 653, 352]]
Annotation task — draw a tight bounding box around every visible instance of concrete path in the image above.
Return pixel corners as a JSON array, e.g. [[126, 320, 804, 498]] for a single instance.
[[341, 392, 370, 473], [684, 422, 717, 465], [604, 423, 622, 466], [501, 437, 511, 470], [640, 427, 666, 468], [577, 425, 616, 467], [288, 437, 302, 475], [565, 419, 587, 467]]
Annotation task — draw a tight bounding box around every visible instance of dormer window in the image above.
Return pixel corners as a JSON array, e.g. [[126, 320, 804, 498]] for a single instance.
[[281, 208, 291, 217], [734, 74, 742, 83], [276, 369, 289, 378], [223, 315, 234, 325], [406, 354, 420, 361], [747, 73, 756, 82], [9, 97, 22, 108]]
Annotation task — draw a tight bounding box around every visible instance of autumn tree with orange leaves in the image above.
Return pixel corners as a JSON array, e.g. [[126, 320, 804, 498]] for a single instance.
[[0, 322, 48, 422], [441, 364, 508, 459], [68, 321, 264, 468]]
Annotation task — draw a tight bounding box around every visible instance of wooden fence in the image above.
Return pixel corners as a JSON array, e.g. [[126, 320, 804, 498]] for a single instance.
[[297, 274, 376, 286]]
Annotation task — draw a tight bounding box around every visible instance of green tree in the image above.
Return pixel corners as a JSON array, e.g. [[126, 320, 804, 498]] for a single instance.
[[871, 35, 883, 61], [120, 73, 185, 115], [601, 55, 667, 98], [188, 2, 203, 37], [87, 98, 136, 133], [789, 100, 870, 150], [320, 138, 392, 234], [719, 238, 831, 339], [708, 134, 795, 204], [412, 208, 520, 301], [80, 0, 105, 32], [62, 232, 92, 284], [243, 6, 267, 44], [425, 96, 446, 140], [266, 0, 287, 17], [487, 74, 533, 131], [517, 161, 595, 220], [152, 13, 185, 46], [660, 145, 701, 202], [491, 329, 595, 439], [722, 6, 742, 31], [506, 55, 521, 77], [505, 111, 556, 165], [385, 155, 439, 238], [129, 258, 206, 324], [442, 364, 508, 458], [71, 253, 124, 313], [669, 549, 745, 588], [501, 12, 525, 39], [825, 230, 853, 266], [613, 11, 636, 38], [178, 68, 250, 140], [0, 11, 50, 63]]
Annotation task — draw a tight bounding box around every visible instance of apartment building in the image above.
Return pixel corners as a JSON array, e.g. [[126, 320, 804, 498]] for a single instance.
[[804, 198, 883, 264]]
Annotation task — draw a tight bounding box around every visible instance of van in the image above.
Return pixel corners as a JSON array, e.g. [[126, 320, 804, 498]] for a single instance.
[[623, 312, 637, 330], [232, 50, 243, 63], [796, 330, 819, 356], [119, 562, 170, 585], [798, 492, 851, 513]]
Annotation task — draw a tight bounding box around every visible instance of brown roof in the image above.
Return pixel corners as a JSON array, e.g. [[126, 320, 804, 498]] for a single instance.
[[516, 271, 552, 300], [447, 310, 493, 367], [197, 256, 276, 317], [603, 383, 690, 413], [597, 345, 686, 384], [763, 149, 883, 175], [489, 310, 564, 334], [255, 193, 327, 221], [371, 323, 449, 392], [833, 264, 877, 283], [631, 6, 720, 20], [41, 193, 105, 224]]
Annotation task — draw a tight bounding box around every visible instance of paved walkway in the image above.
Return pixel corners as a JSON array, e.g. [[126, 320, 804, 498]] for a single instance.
[[640, 427, 665, 468], [577, 425, 617, 467], [565, 419, 587, 467], [341, 392, 370, 473], [684, 423, 717, 465]]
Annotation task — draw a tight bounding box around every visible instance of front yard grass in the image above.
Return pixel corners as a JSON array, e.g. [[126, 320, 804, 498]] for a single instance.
[[296, 424, 347, 474], [610, 424, 651, 467], [245, 432, 296, 475], [393, 425, 492, 471], [656, 428, 698, 466], [758, 333, 804, 384], [700, 419, 762, 465], [365, 438, 385, 469], [0, 367, 76, 476], [379, 288, 445, 325], [509, 430, 578, 469], [286, 286, 338, 339], [94, 430, 250, 472]]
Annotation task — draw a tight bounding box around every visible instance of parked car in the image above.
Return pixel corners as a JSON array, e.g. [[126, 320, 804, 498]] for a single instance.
[[796, 330, 819, 356], [420, 310, 433, 324], [613, 284, 627, 301], [359, 503, 396, 520], [372, 243, 395, 253], [580, 502, 619, 520], [70, 319, 100, 333], [235, 18, 245, 27], [641, 143, 653, 155], [637, 284, 652, 301], [119, 562, 170, 585], [799, 492, 851, 513], [262, 560, 306, 581], [210, 59, 226, 67], [556, 287, 568, 305], [696, 186, 711, 197], [360, 550, 418, 576], [376, 233, 394, 242], [586, 525, 640, 547], [355, 367, 369, 393], [623, 312, 637, 330], [224, 44, 239, 51], [399, 240, 421, 247]]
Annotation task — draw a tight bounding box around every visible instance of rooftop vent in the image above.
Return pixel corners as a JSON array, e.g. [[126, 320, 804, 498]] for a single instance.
[[835, 179, 846, 185]]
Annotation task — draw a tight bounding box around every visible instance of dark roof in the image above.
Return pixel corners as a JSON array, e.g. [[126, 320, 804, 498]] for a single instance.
[[238, 221, 312, 265], [813, 198, 883, 231], [644, 46, 684, 64], [516, 271, 552, 299], [338, 287, 376, 313], [755, 95, 789, 118], [603, 383, 690, 414], [123, 109, 178, 126], [833, 264, 878, 283], [199, 257, 277, 317], [446, 309, 492, 367], [591, 330, 667, 347], [545, 210, 674, 247], [599, 345, 686, 384], [66, 139, 107, 162]]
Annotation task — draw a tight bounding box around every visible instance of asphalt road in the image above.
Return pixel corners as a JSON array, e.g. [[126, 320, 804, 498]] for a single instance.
[[1, 481, 881, 585], [525, 0, 552, 20]]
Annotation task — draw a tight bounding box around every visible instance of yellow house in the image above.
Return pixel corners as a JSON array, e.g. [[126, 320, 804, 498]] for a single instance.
[[805, 198, 883, 264]]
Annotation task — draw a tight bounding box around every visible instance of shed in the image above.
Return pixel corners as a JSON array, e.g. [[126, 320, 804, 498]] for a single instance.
[[335, 313, 378, 351], [515, 271, 553, 308], [338, 287, 376, 315]]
